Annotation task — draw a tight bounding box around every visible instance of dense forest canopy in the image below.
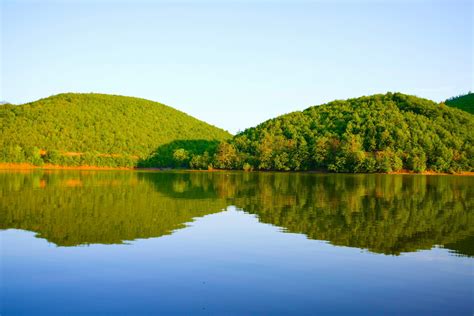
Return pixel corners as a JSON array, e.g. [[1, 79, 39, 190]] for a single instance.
[[1, 92, 473, 173], [445, 92, 474, 114], [0, 93, 231, 167], [206, 93, 473, 173]]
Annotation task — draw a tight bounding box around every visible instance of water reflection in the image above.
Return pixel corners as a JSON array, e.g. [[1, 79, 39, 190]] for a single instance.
[[0, 171, 226, 246], [1, 170, 472, 256]]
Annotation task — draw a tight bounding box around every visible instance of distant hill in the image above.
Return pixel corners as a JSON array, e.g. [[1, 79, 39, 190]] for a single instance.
[[210, 93, 473, 173], [0, 93, 231, 167], [445, 92, 474, 114]]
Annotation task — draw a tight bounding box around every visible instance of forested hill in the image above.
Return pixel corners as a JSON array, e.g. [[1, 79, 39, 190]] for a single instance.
[[2, 92, 473, 172], [445, 92, 474, 114], [211, 93, 473, 173], [0, 93, 231, 167]]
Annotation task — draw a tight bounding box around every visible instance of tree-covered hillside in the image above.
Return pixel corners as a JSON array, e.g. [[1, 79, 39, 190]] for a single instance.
[[0, 93, 231, 167], [445, 92, 474, 114], [208, 93, 473, 173], [2, 92, 473, 173]]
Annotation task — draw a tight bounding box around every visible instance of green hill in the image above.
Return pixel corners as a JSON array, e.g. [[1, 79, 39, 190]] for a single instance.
[[210, 93, 473, 173], [445, 92, 474, 114], [0, 93, 231, 167]]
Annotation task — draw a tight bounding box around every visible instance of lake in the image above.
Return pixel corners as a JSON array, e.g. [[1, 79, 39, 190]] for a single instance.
[[1, 170, 473, 315]]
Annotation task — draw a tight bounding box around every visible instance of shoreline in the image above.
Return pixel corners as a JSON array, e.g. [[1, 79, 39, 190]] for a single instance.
[[1, 163, 473, 176], [0, 163, 133, 171]]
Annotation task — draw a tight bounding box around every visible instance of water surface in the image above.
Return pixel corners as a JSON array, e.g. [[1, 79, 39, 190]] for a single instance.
[[1, 171, 473, 315]]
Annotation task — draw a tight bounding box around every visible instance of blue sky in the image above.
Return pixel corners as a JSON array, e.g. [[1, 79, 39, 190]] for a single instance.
[[1, 0, 472, 133]]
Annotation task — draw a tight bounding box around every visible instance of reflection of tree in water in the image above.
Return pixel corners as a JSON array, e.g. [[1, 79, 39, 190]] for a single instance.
[[0, 171, 472, 256], [0, 171, 226, 246], [138, 172, 223, 199], [227, 173, 474, 256], [443, 236, 474, 257]]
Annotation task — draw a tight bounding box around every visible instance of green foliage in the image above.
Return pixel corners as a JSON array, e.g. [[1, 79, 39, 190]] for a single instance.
[[2, 92, 472, 173], [218, 93, 474, 173], [138, 139, 220, 168], [445, 92, 474, 114], [172, 148, 190, 167], [44, 149, 61, 164], [24, 147, 44, 166], [242, 162, 253, 172], [189, 151, 212, 170], [0, 93, 231, 167], [1, 145, 26, 163], [1, 171, 472, 256], [214, 142, 239, 169]]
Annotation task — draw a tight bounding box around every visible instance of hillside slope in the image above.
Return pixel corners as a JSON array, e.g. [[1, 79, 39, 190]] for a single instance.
[[212, 93, 473, 173], [445, 92, 474, 114], [0, 93, 231, 167]]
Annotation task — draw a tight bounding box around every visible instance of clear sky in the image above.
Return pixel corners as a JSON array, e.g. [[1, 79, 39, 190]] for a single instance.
[[1, 0, 472, 133]]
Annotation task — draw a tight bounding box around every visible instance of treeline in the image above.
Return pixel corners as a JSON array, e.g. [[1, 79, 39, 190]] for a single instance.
[[137, 139, 220, 169], [445, 92, 474, 114], [160, 93, 472, 173], [0, 93, 231, 167]]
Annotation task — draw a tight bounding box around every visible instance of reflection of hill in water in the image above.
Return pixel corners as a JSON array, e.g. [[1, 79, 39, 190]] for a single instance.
[[0, 171, 226, 246], [0, 171, 472, 256], [137, 172, 224, 199], [227, 173, 474, 256], [443, 235, 474, 257]]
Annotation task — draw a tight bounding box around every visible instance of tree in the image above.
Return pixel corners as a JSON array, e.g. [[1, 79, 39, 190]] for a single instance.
[[214, 142, 238, 169], [172, 148, 190, 167]]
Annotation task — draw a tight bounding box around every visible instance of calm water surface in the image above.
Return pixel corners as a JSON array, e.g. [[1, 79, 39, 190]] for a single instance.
[[1, 170, 473, 315]]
